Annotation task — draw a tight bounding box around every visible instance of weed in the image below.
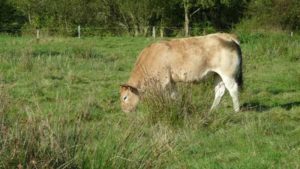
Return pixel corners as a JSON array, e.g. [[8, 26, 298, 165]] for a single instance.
[[143, 78, 197, 127], [72, 44, 102, 59], [18, 48, 33, 71]]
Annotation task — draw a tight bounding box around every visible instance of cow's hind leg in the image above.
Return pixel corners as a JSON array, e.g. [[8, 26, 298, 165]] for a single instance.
[[221, 75, 240, 112], [210, 80, 226, 112]]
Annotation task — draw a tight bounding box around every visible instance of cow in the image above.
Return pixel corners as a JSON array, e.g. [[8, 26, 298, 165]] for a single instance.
[[120, 33, 243, 113]]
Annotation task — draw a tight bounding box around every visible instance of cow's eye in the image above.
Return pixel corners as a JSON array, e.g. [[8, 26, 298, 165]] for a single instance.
[[123, 96, 128, 101]]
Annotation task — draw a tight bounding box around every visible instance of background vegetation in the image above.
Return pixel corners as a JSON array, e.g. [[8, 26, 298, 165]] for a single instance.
[[0, 0, 300, 36]]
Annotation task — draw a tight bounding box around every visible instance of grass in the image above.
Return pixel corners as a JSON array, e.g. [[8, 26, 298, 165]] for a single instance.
[[0, 32, 300, 168]]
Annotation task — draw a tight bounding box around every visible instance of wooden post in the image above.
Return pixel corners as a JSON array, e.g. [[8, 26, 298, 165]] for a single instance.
[[152, 26, 156, 38], [36, 29, 40, 43], [78, 25, 81, 38], [36, 29, 40, 39]]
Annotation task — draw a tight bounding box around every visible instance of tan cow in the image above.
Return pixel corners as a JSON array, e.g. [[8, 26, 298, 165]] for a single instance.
[[120, 33, 243, 113]]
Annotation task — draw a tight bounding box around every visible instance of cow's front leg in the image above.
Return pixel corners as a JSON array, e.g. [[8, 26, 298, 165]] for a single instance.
[[161, 77, 178, 100]]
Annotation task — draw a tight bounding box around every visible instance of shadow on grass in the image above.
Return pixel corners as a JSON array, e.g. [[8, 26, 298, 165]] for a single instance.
[[241, 101, 300, 112]]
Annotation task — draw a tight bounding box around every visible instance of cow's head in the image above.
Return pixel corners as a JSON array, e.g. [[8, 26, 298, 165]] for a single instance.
[[120, 84, 140, 113]]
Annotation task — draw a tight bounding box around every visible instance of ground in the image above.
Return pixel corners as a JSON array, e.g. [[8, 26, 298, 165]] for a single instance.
[[0, 32, 299, 168]]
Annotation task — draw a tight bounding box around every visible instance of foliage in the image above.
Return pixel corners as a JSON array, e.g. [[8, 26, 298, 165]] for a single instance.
[[2, 0, 299, 35], [0, 0, 26, 34], [244, 0, 300, 31]]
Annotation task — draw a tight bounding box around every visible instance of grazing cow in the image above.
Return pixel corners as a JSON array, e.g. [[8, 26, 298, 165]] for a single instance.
[[120, 33, 243, 113]]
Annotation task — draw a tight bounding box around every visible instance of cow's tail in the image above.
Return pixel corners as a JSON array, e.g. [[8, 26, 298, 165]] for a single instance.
[[233, 39, 243, 91]]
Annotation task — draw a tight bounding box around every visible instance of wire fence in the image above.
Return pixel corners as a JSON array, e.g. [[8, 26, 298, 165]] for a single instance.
[[0, 25, 219, 38]]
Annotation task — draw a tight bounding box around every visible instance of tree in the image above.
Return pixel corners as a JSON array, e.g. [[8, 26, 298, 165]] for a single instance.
[[116, 0, 159, 36], [0, 0, 26, 33], [246, 0, 300, 31], [182, 0, 215, 36], [183, 0, 190, 36]]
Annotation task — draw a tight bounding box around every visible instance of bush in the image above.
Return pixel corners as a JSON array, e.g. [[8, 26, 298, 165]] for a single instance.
[[239, 0, 300, 31]]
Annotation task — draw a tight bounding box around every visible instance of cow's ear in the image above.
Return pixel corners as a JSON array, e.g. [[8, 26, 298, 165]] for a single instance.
[[120, 84, 129, 89], [120, 84, 139, 95], [129, 86, 139, 95], [120, 84, 128, 92], [120, 84, 133, 89]]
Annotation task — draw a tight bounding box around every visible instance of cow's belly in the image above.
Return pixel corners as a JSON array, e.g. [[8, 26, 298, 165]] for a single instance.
[[171, 68, 210, 83]]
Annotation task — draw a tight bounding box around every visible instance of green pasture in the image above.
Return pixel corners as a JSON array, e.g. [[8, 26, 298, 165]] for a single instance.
[[0, 32, 299, 168]]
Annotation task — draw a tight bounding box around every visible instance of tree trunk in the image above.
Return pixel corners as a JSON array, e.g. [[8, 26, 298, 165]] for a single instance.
[[160, 27, 164, 38], [160, 19, 164, 38], [184, 0, 189, 37], [64, 17, 68, 31], [28, 13, 32, 25], [143, 26, 149, 37], [134, 25, 139, 36], [121, 13, 130, 34]]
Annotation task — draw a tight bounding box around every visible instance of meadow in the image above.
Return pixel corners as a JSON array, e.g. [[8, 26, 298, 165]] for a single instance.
[[0, 32, 300, 168]]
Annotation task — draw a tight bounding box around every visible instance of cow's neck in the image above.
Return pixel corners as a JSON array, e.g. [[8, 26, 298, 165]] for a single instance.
[[127, 63, 150, 91], [127, 77, 143, 90], [127, 72, 146, 90]]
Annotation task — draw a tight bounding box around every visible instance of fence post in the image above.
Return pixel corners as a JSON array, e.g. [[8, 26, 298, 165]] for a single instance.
[[36, 29, 40, 39], [290, 32, 293, 37], [78, 25, 81, 38], [152, 26, 156, 38], [36, 29, 40, 41]]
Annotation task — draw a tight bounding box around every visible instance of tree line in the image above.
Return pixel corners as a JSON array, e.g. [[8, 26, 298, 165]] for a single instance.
[[0, 0, 299, 36]]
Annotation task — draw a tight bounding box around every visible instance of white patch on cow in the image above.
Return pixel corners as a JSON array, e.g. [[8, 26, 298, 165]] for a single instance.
[[210, 81, 226, 111], [216, 71, 240, 112]]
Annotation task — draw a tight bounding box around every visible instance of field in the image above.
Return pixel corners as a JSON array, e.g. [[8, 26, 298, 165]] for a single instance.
[[0, 32, 300, 168]]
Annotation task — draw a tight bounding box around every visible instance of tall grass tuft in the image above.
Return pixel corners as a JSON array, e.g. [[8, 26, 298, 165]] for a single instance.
[[0, 107, 85, 168], [143, 79, 196, 126], [142, 75, 219, 127], [72, 44, 101, 59], [88, 120, 177, 169], [0, 85, 11, 144], [18, 48, 34, 71], [0, 85, 10, 117]]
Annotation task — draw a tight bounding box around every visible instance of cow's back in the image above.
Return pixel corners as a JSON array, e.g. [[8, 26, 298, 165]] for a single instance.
[[128, 33, 239, 87]]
